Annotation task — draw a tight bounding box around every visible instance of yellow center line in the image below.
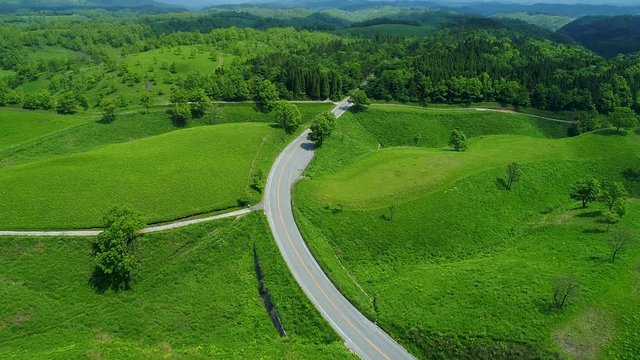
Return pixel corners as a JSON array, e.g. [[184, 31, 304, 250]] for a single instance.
[[274, 133, 391, 360]]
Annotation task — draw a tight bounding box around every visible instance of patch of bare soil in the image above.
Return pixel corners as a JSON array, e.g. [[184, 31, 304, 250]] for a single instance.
[[554, 308, 615, 360]]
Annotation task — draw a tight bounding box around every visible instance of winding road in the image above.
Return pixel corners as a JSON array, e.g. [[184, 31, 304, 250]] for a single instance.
[[263, 98, 415, 360]]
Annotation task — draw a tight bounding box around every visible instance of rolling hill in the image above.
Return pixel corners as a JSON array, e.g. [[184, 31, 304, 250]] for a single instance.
[[559, 15, 640, 57]]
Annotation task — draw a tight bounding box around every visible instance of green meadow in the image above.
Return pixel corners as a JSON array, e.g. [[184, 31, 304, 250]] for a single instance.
[[295, 106, 640, 359], [0, 103, 333, 230], [0, 214, 354, 359], [0, 109, 92, 152]]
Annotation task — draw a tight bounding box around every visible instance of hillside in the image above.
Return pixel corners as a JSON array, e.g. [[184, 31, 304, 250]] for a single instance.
[[559, 15, 640, 57], [294, 106, 640, 358]]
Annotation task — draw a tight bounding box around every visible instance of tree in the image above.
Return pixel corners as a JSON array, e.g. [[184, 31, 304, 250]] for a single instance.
[[449, 129, 468, 152], [310, 112, 336, 146], [605, 211, 620, 232], [56, 92, 79, 114], [100, 99, 117, 123], [608, 230, 634, 262], [190, 89, 212, 119], [506, 162, 521, 190], [609, 107, 638, 132], [171, 102, 191, 127], [255, 79, 279, 113], [139, 93, 153, 114], [569, 178, 600, 208], [600, 180, 628, 212], [552, 275, 579, 310], [205, 104, 226, 125], [92, 206, 145, 290], [276, 101, 301, 134], [349, 89, 371, 112]]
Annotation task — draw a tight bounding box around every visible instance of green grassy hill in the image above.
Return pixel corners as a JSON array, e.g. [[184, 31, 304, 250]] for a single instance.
[[295, 106, 640, 359], [0, 102, 333, 230], [0, 123, 275, 229], [0, 214, 354, 359]]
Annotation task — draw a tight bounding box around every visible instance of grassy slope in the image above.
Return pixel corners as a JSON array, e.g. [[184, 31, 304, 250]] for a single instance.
[[0, 123, 273, 229], [0, 214, 354, 359], [0, 109, 92, 152], [295, 107, 640, 359], [0, 103, 333, 229]]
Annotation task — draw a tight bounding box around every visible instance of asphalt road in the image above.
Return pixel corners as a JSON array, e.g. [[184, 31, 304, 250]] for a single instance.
[[263, 98, 415, 360]]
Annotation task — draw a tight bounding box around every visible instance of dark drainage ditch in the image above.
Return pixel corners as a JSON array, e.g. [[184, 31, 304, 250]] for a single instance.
[[253, 246, 287, 337]]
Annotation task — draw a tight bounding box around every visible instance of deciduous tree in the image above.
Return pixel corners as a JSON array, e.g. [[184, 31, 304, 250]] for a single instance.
[[609, 107, 638, 132], [506, 162, 521, 190], [92, 206, 145, 290], [276, 101, 301, 134], [449, 129, 468, 152], [600, 180, 628, 212], [552, 275, 579, 310], [569, 178, 600, 208], [609, 230, 634, 262]]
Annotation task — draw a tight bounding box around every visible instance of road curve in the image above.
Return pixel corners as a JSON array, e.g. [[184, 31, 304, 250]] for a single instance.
[[263, 99, 415, 360]]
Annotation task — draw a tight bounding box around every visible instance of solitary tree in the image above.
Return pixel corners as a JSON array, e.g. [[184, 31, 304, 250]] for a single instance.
[[569, 178, 601, 208], [92, 207, 145, 289], [190, 89, 212, 119], [276, 101, 301, 134], [310, 112, 336, 146], [139, 93, 153, 114], [100, 99, 117, 124], [609, 107, 638, 132], [608, 230, 634, 262], [449, 129, 469, 152], [506, 162, 521, 190], [255, 79, 279, 113], [552, 275, 579, 310], [349, 89, 371, 112], [172, 102, 191, 127], [600, 180, 628, 212]]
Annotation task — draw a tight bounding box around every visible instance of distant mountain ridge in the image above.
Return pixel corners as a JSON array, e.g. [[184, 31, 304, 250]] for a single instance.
[[0, 0, 165, 10], [559, 15, 640, 57]]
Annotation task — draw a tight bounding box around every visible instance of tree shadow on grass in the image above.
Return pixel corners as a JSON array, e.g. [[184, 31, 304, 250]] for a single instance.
[[576, 211, 602, 218], [89, 269, 131, 294], [495, 177, 508, 190], [586, 255, 609, 264], [583, 228, 607, 234], [534, 298, 554, 315], [593, 129, 625, 137], [635, 128, 640, 136]]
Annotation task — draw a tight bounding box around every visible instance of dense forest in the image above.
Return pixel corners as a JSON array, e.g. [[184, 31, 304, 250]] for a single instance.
[[0, 8, 638, 128]]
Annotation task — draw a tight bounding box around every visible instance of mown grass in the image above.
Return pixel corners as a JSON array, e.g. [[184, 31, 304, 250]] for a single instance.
[[0, 214, 354, 359], [0, 123, 275, 229], [0, 109, 92, 152], [0, 103, 332, 229], [294, 107, 640, 359], [359, 106, 570, 148]]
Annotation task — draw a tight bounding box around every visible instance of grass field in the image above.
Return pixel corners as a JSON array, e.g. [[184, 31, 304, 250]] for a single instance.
[[0, 109, 92, 152], [295, 107, 640, 359], [0, 214, 354, 359], [0, 123, 275, 229], [0, 103, 333, 229]]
